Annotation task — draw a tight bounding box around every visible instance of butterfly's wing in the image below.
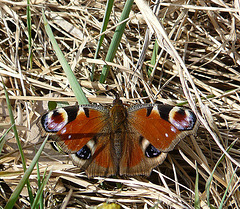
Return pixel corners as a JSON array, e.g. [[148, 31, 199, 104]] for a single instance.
[[70, 133, 116, 177], [119, 104, 198, 176], [41, 105, 117, 177], [119, 129, 168, 176]]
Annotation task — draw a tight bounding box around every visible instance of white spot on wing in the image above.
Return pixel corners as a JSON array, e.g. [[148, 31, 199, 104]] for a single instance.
[[86, 140, 95, 150], [141, 138, 150, 150], [171, 126, 177, 133], [61, 127, 66, 134], [152, 105, 158, 113], [86, 139, 96, 154], [78, 107, 85, 115], [165, 133, 169, 138]]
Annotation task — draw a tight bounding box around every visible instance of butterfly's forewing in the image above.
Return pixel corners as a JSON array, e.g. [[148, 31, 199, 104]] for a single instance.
[[42, 105, 105, 151], [41, 105, 117, 176], [127, 104, 197, 152]]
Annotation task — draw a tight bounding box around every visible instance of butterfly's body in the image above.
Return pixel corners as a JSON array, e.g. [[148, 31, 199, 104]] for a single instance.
[[41, 97, 198, 177], [109, 99, 126, 171]]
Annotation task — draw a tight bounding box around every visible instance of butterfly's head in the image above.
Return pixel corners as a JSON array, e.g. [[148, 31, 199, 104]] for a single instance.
[[110, 90, 122, 106], [113, 96, 122, 106]]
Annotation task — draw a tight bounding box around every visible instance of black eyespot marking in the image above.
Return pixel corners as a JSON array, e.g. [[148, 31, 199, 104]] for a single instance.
[[41, 109, 67, 132], [177, 108, 185, 115], [83, 108, 90, 118], [145, 144, 161, 158], [52, 110, 60, 117], [189, 112, 197, 129], [76, 145, 92, 160], [169, 107, 197, 131], [146, 106, 153, 117]]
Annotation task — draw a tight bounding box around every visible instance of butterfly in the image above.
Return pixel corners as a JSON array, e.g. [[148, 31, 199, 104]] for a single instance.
[[41, 94, 198, 177]]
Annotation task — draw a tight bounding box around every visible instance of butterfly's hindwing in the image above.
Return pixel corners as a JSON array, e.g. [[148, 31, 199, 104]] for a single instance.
[[139, 136, 161, 158], [71, 134, 117, 177], [119, 131, 167, 176]]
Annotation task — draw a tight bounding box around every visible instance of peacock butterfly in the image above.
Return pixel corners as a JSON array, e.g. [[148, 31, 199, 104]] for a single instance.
[[41, 94, 198, 177]]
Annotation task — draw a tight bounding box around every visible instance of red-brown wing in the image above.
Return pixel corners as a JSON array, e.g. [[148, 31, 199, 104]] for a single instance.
[[118, 104, 197, 176], [127, 104, 197, 152], [41, 104, 118, 177], [119, 130, 168, 176], [71, 133, 117, 177], [41, 105, 109, 152]]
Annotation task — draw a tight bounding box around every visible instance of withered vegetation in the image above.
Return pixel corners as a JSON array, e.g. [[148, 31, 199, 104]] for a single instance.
[[0, 0, 240, 208]]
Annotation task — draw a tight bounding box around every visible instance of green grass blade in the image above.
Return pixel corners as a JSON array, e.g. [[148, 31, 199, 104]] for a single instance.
[[42, 10, 89, 105], [2, 79, 34, 204], [99, 0, 134, 83], [205, 143, 234, 207], [4, 136, 48, 209], [148, 40, 159, 76], [219, 169, 236, 209], [3, 85, 26, 170], [36, 158, 44, 209], [91, 0, 114, 81], [0, 125, 14, 154], [31, 169, 52, 209], [194, 163, 200, 209]]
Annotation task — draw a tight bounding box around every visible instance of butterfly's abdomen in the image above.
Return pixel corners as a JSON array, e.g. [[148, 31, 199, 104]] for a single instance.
[[111, 130, 122, 171]]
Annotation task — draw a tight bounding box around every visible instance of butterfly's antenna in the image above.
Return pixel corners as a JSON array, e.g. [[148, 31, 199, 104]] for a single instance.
[[109, 89, 119, 99], [109, 89, 122, 105]]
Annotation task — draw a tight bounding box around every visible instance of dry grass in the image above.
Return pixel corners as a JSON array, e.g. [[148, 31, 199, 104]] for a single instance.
[[0, 0, 240, 208]]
